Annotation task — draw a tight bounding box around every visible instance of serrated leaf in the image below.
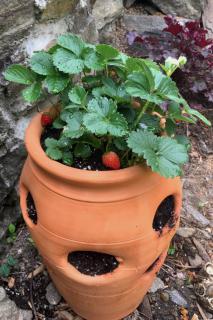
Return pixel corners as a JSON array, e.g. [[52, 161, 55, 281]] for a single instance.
[[127, 130, 188, 178], [83, 97, 128, 137], [96, 44, 119, 60], [22, 82, 42, 103], [175, 135, 191, 150], [57, 33, 85, 56], [8, 224, 16, 234], [4, 65, 36, 84], [63, 112, 85, 138], [53, 117, 65, 129], [114, 137, 128, 151], [53, 48, 84, 74], [0, 264, 10, 277], [165, 118, 176, 136], [68, 86, 87, 105], [45, 138, 59, 149], [83, 48, 104, 71], [7, 256, 17, 267], [187, 108, 211, 126], [45, 73, 69, 93], [62, 151, 73, 165], [46, 147, 63, 160], [57, 136, 72, 148], [74, 143, 91, 159], [140, 114, 160, 132], [30, 51, 55, 75]]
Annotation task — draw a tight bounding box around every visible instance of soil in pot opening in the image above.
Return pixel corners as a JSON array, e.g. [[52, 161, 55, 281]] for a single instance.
[[153, 195, 175, 232], [26, 193, 37, 224], [68, 251, 119, 276]]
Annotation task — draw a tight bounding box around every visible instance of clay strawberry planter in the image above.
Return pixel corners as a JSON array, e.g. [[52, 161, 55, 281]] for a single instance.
[[19, 112, 182, 320]]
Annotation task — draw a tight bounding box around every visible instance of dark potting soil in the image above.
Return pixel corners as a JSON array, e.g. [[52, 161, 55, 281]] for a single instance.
[[40, 126, 107, 171], [153, 195, 175, 232], [68, 251, 119, 276], [26, 193, 37, 224]]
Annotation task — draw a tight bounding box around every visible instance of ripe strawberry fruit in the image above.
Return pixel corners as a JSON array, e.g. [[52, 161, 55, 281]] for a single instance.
[[102, 151, 120, 170], [41, 113, 53, 127]]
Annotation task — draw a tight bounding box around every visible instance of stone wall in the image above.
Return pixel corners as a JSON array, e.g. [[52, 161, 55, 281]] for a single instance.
[[0, 0, 124, 239]]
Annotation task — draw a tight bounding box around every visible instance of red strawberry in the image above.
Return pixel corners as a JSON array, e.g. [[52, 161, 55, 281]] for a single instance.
[[41, 113, 53, 127], [102, 151, 120, 170]]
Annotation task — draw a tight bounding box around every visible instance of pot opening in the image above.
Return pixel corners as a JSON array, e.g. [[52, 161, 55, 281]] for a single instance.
[[26, 193, 37, 224], [145, 255, 160, 273], [153, 195, 175, 232], [68, 251, 119, 276]]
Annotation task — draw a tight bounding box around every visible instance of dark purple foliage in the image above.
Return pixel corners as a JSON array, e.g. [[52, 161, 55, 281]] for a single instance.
[[127, 16, 213, 107]]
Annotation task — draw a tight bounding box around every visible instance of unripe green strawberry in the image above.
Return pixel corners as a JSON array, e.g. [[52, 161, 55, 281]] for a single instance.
[[102, 151, 120, 170]]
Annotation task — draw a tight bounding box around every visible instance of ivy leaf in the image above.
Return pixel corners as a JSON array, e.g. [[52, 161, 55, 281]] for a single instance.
[[127, 130, 188, 178], [83, 48, 104, 71], [53, 48, 84, 74], [30, 51, 55, 75], [57, 33, 85, 57], [22, 82, 42, 103], [74, 143, 91, 159], [83, 97, 128, 137], [4, 65, 36, 84], [45, 73, 69, 93], [96, 44, 119, 60], [68, 86, 87, 105], [63, 112, 85, 138], [45, 138, 63, 160]]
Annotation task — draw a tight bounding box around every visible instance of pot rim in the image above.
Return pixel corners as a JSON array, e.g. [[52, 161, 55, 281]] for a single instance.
[[25, 111, 158, 186]]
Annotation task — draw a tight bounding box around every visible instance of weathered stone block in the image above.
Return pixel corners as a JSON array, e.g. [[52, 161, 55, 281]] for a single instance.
[[35, 0, 78, 21], [150, 0, 205, 19], [123, 14, 166, 33], [92, 0, 123, 30]]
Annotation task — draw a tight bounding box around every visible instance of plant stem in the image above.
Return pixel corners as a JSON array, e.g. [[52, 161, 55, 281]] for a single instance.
[[134, 101, 150, 128]]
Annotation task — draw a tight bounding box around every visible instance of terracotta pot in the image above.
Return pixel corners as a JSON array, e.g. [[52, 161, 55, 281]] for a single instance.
[[20, 112, 182, 320]]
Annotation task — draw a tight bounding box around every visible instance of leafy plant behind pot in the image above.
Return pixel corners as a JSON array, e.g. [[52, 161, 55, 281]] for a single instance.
[[127, 16, 213, 108], [4, 33, 211, 177]]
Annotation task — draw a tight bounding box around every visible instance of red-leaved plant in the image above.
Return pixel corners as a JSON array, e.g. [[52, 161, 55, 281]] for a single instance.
[[127, 16, 213, 107]]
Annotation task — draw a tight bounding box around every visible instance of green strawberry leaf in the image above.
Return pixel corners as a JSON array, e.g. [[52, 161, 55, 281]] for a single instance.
[[63, 112, 85, 138], [53, 48, 84, 74], [68, 86, 87, 105], [62, 151, 73, 165], [83, 97, 128, 137], [30, 51, 55, 75], [7, 256, 17, 267], [83, 48, 105, 71], [45, 73, 69, 93], [4, 65, 36, 84], [22, 82, 42, 103], [57, 33, 85, 57], [96, 44, 119, 60], [74, 143, 91, 159], [45, 138, 63, 160], [127, 130, 188, 178]]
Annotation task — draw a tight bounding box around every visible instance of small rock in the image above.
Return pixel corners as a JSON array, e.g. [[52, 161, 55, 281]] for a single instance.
[[149, 277, 165, 293], [123, 14, 166, 33], [45, 282, 61, 305], [56, 311, 75, 320], [185, 204, 210, 227], [168, 289, 188, 307], [160, 291, 170, 302], [124, 310, 143, 319], [188, 254, 203, 268], [0, 287, 6, 302], [176, 227, 196, 238], [124, 0, 136, 8], [19, 309, 33, 320]]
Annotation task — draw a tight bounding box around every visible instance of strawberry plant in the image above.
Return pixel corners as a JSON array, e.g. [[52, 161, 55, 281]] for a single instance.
[[4, 33, 211, 177], [127, 16, 213, 107]]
